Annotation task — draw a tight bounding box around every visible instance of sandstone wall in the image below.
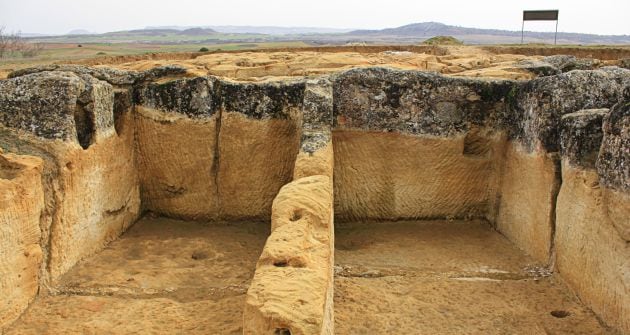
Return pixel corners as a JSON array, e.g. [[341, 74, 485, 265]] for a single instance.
[[0, 153, 44, 332], [217, 80, 303, 220], [134, 77, 302, 221], [331, 68, 511, 221], [134, 77, 220, 220], [554, 104, 630, 334], [333, 130, 505, 221], [0, 71, 141, 286], [494, 68, 629, 265], [556, 166, 629, 333], [494, 143, 560, 264]]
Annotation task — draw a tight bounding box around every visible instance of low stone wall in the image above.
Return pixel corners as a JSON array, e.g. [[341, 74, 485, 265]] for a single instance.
[[244, 174, 334, 335], [0, 153, 44, 332], [244, 80, 335, 335]]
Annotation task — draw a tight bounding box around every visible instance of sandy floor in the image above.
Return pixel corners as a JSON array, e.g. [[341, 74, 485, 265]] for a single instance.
[[6, 216, 269, 335], [334, 220, 613, 335], [6, 218, 615, 334]]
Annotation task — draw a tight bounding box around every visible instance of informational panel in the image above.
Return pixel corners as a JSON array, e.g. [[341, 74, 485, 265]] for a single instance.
[[522, 10, 559, 44], [523, 10, 559, 21]]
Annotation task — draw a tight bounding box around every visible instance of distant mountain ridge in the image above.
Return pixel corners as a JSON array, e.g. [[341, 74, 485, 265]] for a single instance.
[[23, 22, 630, 45], [348, 22, 630, 44], [146, 25, 353, 35]]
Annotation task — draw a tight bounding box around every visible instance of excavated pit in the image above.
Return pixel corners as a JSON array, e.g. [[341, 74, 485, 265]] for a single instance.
[[1, 48, 629, 335]]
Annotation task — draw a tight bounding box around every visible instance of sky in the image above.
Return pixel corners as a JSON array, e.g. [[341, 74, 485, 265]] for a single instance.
[[0, 0, 628, 36]]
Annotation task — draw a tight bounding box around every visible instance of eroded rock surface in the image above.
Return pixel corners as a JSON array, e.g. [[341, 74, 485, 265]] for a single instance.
[[0, 153, 44, 332]]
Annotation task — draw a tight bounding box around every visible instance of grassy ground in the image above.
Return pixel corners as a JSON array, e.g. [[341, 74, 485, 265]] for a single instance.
[[0, 41, 311, 75]]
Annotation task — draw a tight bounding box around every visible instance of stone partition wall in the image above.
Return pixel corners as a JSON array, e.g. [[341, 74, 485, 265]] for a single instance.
[[244, 79, 335, 335], [0, 153, 44, 332]]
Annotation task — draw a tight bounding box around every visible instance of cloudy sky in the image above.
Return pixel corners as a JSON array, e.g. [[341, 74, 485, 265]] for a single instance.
[[0, 0, 628, 35]]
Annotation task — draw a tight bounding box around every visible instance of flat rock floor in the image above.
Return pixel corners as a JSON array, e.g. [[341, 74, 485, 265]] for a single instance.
[[7, 219, 614, 334], [6, 216, 269, 335], [334, 220, 613, 335]]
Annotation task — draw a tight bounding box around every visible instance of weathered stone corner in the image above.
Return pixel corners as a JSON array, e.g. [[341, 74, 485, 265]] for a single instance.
[[560, 109, 608, 169]]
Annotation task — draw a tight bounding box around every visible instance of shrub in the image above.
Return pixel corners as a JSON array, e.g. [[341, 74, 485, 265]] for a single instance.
[[422, 36, 463, 46], [199, 47, 209, 52]]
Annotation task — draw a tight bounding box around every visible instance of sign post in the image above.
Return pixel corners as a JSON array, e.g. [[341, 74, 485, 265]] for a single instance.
[[522, 10, 559, 45]]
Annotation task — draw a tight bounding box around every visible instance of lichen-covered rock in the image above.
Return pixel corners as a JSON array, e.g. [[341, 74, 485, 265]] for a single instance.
[[0, 71, 114, 148], [134, 77, 219, 118], [220, 79, 305, 119], [517, 60, 560, 77], [8, 65, 140, 86], [542, 55, 600, 72], [332, 67, 514, 136], [303, 78, 333, 130], [560, 109, 608, 169], [597, 93, 630, 192], [511, 67, 629, 152], [301, 78, 333, 154], [8, 64, 188, 86]]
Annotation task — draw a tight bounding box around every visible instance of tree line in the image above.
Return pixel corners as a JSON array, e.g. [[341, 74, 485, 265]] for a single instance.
[[0, 27, 45, 58]]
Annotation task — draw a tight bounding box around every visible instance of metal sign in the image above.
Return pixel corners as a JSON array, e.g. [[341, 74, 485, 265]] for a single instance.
[[521, 10, 560, 44], [523, 10, 559, 21]]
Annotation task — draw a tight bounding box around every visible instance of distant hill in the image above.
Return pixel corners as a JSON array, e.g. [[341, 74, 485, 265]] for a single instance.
[[346, 22, 630, 45], [208, 26, 353, 35], [67, 29, 92, 35], [146, 25, 353, 35], [178, 28, 217, 35]]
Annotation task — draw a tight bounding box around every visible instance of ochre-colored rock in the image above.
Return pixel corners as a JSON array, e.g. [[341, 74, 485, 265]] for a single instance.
[[0, 153, 44, 331], [495, 142, 560, 264], [333, 130, 505, 221], [244, 175, 334, 335], [556, 165, 630, 334], [218, 112, 300, 220], [46, 114, 140, 282], [135, 106, 219, 220]]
